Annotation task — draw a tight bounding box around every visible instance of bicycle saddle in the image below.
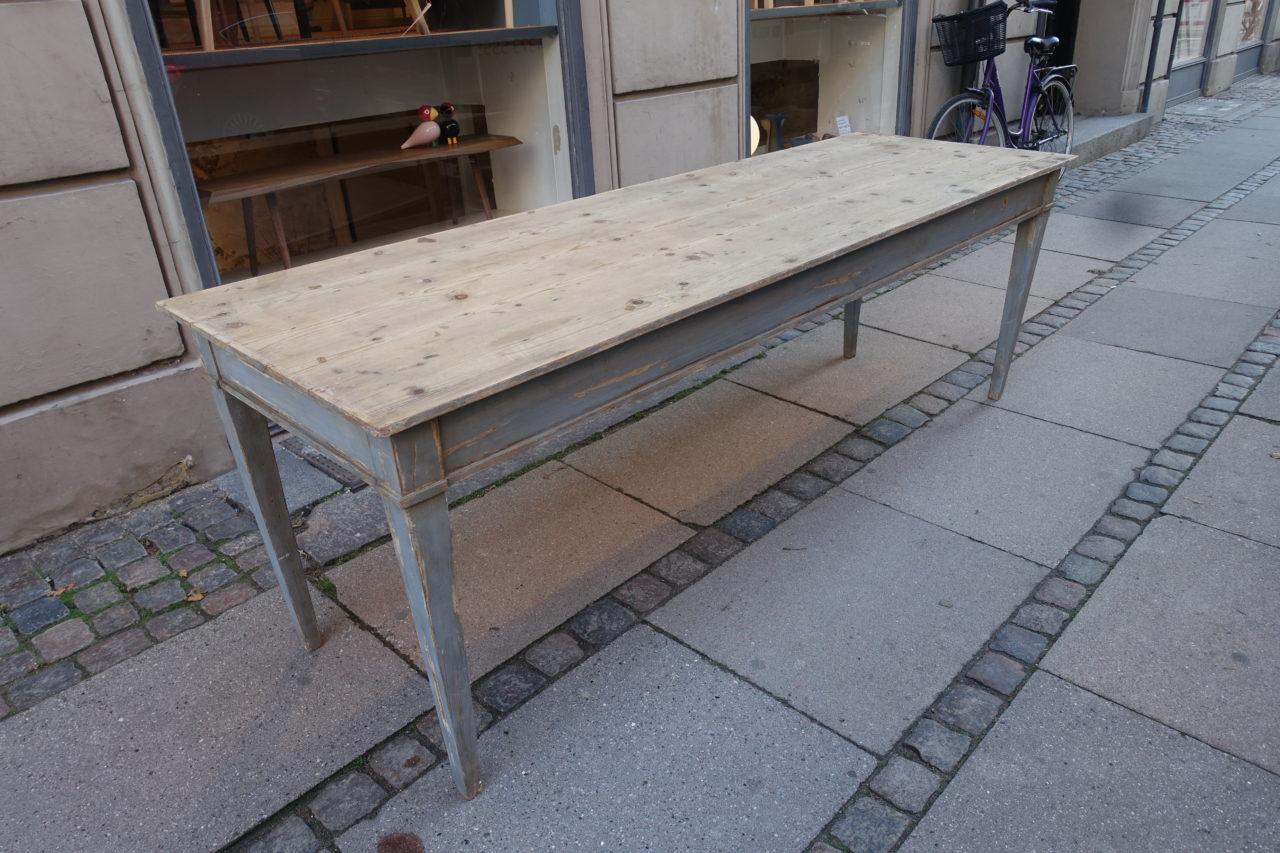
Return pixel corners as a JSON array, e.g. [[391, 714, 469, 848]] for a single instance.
[[1024, 35, 1060, 55]]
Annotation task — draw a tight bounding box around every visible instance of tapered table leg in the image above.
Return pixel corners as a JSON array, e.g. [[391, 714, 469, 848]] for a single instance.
[[380, 491, 483, 799], [989, 210, 1050, 400], [842, 298, 862, 359], [209, 388, 323, 650]]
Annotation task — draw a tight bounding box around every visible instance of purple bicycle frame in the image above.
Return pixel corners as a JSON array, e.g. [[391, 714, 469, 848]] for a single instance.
[[973, 56, 1049, 148]]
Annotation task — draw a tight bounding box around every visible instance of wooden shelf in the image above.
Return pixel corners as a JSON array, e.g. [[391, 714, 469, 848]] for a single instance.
[[198, 134, 521, 204], [164, 25, 556, 70]]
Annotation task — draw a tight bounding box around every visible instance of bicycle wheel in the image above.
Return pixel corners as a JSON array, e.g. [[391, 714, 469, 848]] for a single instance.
[[1030, 78, 1073, 154], [927, 94, 1007, 147]]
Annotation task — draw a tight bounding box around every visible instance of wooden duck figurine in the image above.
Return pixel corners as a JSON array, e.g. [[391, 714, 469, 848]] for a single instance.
[[400, 102, 461, 149], [436, 101, 461, 146]]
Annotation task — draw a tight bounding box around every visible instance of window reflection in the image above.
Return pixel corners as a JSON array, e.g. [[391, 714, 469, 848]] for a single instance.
[[1174, 0, 1213, 64], [1240, 0, 1268, 44]]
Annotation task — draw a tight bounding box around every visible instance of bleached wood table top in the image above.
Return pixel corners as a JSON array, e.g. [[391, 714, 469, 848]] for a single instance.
[[161, 134, 1068, 436]]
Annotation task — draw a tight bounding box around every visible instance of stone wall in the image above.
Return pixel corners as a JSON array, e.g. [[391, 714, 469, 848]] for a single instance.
[[0, 0, 231, 553]]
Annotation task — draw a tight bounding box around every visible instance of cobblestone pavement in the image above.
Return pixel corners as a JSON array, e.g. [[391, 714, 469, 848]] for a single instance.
[[2, 75, 1280, 852]]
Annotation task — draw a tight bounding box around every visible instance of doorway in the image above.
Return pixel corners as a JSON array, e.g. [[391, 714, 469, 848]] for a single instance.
[[1045, 0, 1080, 65]]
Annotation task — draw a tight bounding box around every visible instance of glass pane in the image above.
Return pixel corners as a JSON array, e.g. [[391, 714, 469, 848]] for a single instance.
[[746, 11, 900, 155], [1174, 0, 1214, 64], [1241, 0, 1268, 43], [165, 41, 570, 279]]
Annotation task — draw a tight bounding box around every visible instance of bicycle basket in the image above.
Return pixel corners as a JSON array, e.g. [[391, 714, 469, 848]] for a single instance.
[[933, 1, 1008, 67]]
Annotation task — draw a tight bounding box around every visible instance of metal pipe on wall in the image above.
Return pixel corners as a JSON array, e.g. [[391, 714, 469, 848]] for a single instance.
[[1141, 0, 1169, 112], [1166, 0, 1186, 79], [896, 0, 920, 135]]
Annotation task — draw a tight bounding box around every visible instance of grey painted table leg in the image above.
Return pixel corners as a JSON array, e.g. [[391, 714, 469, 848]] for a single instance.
[[380, 491, 483, 799], [210, 389, 323, 650], [989, 210, 1050, 400], [843, 299, 862, 359]]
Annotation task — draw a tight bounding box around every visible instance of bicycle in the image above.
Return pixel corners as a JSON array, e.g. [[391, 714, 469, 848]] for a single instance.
[[926, 0, 1076, 154]]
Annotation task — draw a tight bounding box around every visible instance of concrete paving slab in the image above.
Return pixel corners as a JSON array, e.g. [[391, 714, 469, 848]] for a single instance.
[[1164, 415, 1280, 548], [0, 591, 432, 853], [1060, 286, 1273, 368], [1240, 366, 1280, 421], [1209, 125, 1280, 150], [845, 400, 1146, 566], [217, 443, 341, 513], [1109, 133, 1278, 202], [900, 672, 1280, 853], [1165, 97, 1260, 121], [340, 626, 874, 853], [1069, 113, 1153, 167], [971, 335, 1222, 449], [930, 243, 1107, 301], [1064, 190, 1205, 229], [1237, 115, 1280, 131], [1044, 516, 1280, 773], [565, 381, 850, 525], [650, 490, 1045, 753], [1174, 218, 1280, 259], [1129, 250, 1280, 308], [862, 275, 1052, 354], [1222, 175, 1280, 225], [328, 462, 690, 679], [729, 325, 966, 425], [1000, 212, 1164, 261]]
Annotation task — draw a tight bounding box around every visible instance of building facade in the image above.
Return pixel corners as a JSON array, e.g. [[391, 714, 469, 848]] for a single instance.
[[2, 0, 1278, 552]]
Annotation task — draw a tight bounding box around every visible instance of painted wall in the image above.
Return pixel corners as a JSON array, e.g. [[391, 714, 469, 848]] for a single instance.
[[0, 0, 231, 552], [1074, 0, 1177, 116], [582, 0, 743, 190]]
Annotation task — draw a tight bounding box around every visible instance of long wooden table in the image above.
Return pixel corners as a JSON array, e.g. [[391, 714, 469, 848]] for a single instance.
[[197, 134, 521, 272], [159, 134, 1069, 799]]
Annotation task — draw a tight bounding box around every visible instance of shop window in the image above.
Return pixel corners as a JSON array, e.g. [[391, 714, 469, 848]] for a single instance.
[[151, 2, 568, 280], [1174, 0, 1214, 64], [746, 2, 902, 155], [1240, 0, 1269, 44], [149, 0, 556, 53]]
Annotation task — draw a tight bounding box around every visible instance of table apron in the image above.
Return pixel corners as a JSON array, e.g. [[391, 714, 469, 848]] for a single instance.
[[209, 349, 385, 488], [438, 175, 1053, 481]]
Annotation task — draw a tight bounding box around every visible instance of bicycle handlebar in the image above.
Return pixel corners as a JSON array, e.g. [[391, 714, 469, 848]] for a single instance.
[[1009, 0, 1056, 15]]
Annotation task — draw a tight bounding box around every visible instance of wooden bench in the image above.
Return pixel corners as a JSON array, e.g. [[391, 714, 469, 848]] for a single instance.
[[197, 134, 521, 272], [159, 134, 1069, 799]]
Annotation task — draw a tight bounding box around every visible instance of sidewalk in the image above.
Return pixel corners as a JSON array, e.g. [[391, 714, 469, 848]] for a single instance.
[[2, 75, 1280, 852]]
